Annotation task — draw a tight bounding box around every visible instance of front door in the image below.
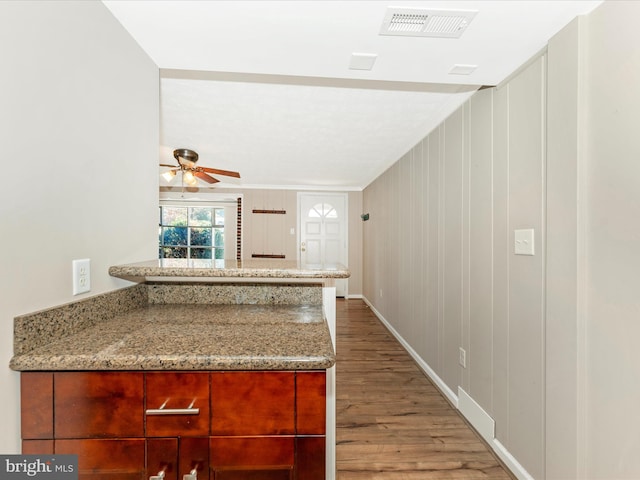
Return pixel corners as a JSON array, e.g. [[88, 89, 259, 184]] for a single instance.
[[298, 193, 347, 297]]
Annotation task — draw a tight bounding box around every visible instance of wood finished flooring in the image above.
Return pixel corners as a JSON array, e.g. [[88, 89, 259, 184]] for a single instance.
[[335, 299, 514, 480]]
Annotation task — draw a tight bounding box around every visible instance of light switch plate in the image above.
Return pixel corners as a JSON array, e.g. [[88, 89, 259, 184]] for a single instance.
[[514, 229, 535, 255]]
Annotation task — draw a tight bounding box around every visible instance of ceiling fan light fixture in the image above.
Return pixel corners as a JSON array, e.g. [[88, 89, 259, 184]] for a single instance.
[[161, 148, 240, 188], [162, 170, 176, 182], [183, 170, 198, 186], [174, 148, 198, 167]]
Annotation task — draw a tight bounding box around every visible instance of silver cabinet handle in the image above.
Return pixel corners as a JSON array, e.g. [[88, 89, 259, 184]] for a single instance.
[[146, 408, 199, 415], [146, 398, 199, 415]]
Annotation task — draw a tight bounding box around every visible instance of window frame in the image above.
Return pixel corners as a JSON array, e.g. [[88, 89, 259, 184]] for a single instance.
[[158, 204, 225, 260]]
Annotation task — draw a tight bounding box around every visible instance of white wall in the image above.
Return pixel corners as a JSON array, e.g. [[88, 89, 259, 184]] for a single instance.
[[546, 15, 583, 480], [0, 1, 158, 452], [581, 2, 640, 477], [545, 3, 640, 478]]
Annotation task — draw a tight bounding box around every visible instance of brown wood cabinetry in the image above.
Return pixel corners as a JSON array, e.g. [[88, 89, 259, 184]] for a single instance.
[[146, 372, 210, 438], [211, 372, 295, 436], [20, 371, 325, 480], [55, 372, 144, 438]]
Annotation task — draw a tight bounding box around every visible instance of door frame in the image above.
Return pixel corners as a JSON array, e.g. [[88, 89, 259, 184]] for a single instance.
[[297, 192, 348, 297]]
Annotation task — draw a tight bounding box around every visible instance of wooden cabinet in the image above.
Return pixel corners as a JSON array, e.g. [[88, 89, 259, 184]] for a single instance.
[[56, 439, 146, 480], [210, 436, 294, 479], [20, 371, 325, 480], [147, 437, 210, 480], [55, 372, 144, 438], [211, 372, 295, 436], [146, 372, 210, 437]]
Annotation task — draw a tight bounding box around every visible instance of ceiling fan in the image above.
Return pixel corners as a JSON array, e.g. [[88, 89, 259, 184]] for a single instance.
[[160, 148, 241, 186]]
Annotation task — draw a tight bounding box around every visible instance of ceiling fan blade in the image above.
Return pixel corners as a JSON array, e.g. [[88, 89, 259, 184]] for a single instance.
[[159, 163, 177, 168], [194, 171, 220, 184], [199, 167, 241, 178]]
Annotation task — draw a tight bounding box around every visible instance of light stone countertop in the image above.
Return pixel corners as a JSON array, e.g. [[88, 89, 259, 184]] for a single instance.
[[10, 303, 335, 371], [108, 258, 351, 280]]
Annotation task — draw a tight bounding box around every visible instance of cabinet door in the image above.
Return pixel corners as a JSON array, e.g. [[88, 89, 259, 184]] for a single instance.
[[180, 437, 210, 480], [147, 438, 177, 480], [210, 436, 294, 480], [295, 437, 325, 480], [22, 440, 53, 454], [55, 439, 145, 480], [211, 372, 294, 435], [21, 372, 53, 439], [295, 372, 326, 435], [146, 372, 210, 437], [147, 437, 210, 480], [54, 372, 144, 438]]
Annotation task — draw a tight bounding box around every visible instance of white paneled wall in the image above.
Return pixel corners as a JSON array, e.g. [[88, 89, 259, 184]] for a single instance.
[[363, 55, 547, 478]]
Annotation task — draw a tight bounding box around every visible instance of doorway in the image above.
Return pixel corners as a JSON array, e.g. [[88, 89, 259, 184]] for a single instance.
[[298, 192, 348, 297]]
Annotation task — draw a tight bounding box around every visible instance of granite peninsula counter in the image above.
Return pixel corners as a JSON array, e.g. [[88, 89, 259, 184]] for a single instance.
[[108, 258, 351, 281], [12, 259, 348, 480], [10, 303, 335, 371]]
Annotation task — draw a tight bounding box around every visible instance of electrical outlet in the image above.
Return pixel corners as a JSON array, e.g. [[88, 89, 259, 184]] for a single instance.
[[379, 289, 383, 298], [459, 347, 467, 368], [72, 258, 91, 295]]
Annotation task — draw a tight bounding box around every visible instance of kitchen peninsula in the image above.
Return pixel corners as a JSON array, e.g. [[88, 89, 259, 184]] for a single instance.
[[11, 259, 349, 480]]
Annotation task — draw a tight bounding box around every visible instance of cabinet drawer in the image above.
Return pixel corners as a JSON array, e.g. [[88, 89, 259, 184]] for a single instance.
[[210, 436, 294, 479], [146, 372, 210, 437], [211, 372, 294, 435], [54, 372, 144, 438], [55, 438, 145, 480]]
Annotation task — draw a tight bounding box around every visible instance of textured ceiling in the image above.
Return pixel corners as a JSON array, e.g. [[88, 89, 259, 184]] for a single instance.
[[103, 0, 602, 190]]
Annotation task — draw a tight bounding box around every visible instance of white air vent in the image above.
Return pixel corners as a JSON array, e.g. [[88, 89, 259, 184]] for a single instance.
[[380, 7, 477, 38]]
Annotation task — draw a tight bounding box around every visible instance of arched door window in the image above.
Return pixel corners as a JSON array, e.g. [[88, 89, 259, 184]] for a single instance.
[[308, 203, 338, 219]]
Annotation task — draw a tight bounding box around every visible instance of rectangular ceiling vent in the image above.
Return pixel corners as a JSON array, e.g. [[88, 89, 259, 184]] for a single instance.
[[380, 7, 477, 38]]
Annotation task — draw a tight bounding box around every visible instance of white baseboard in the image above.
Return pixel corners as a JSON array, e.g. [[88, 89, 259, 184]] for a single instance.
[[458, 387, 495, 443], [361, 296, 458, 406], [361, 296, 534, 480], [493, 439, 535, 480], [346, 293, 363, 299]]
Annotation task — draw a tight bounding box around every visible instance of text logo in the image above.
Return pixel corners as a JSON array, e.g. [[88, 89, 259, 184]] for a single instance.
[[0, 455, 77, 480]]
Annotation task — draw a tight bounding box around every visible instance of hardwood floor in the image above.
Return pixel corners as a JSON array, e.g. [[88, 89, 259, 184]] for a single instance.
[[335, 299, 514, 479]]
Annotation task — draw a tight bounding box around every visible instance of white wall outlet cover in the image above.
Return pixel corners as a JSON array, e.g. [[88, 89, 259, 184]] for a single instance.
[[459, 347, 467, 368], [514, 229, 535, 255], [72, 258, 91, 295]]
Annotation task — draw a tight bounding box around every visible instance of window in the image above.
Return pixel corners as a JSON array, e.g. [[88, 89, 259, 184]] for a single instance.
[[308, 203, 337, 219], [159, 205, 225, 259]]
